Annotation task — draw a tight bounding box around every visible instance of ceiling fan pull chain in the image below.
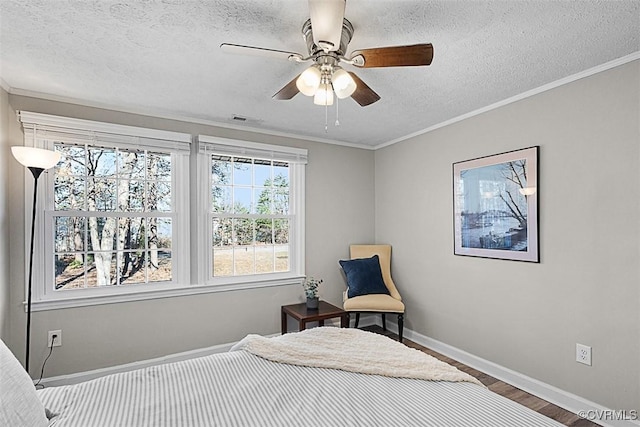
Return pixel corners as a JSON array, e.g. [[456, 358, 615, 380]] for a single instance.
[[335, 97, 340, 127], [325, 102, 329, 133]]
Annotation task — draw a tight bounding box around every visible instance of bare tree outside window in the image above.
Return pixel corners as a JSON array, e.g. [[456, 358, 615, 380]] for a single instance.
[[211, 156, 290, 277], [53, 143, 173, 290]]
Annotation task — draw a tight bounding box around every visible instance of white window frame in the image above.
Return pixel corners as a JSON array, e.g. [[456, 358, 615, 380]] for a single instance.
[[19, 112, 191, 311], [196, 135, 306, 290], [18, 114, 309, 311]]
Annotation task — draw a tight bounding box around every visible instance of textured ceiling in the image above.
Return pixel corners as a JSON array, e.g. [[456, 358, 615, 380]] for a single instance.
[[1, 1, 639, 148]]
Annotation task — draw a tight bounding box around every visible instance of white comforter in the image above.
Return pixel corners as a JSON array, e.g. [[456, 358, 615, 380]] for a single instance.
[[231, 327, 482, 385]]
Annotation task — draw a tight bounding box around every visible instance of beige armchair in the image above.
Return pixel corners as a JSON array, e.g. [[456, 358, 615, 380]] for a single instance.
[[341, 244, 405, 342]]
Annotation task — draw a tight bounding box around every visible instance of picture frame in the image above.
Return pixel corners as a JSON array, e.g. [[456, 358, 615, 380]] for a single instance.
[[453, 146, 539, 262]]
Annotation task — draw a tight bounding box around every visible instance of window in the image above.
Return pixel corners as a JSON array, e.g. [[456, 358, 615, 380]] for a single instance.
[[197, 136, 307, 287], [18, 114, 307, 310], [19, 112, 190, 309], [211, 156, 290, 276], [53, 144, 174, 289]]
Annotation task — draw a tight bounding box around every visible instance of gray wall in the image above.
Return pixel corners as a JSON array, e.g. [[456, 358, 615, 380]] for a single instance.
[[5, 62, 638, 411], [0, 87, 10, 341], [374, 60, 640, 411], [5, 95, 375, 376]]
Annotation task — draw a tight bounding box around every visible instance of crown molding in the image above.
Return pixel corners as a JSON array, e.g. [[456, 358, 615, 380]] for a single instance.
[[0, 78, 10, 92], [375, 51, 640, 150], [6, 51, 638, 152], [7, 87, 375, 151]]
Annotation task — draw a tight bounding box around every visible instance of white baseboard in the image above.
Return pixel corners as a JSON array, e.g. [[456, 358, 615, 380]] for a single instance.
[[36, 315, 382, 388], [34, 315, 377, 387], [37, 334, 280, 388], [380, 320, 639, 427], [38, 317, 383, 388], [40, 316, 636, 427]]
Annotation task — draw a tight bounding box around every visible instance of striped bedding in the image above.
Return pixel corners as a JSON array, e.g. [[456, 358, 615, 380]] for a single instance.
[[38, 347, 562, 426]]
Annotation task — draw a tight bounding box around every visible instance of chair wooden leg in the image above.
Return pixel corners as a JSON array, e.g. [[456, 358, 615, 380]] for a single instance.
[[381, 313, 387, 331], [354, 312, 360, 328], [397, 314, 404, 342]]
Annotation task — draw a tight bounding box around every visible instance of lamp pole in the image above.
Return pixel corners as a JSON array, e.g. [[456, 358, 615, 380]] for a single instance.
[[25, 167, 44, 373]]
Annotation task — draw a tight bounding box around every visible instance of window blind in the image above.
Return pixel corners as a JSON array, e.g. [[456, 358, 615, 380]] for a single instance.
[[19, 111, 191, 153], [198, 135, 308, 164]]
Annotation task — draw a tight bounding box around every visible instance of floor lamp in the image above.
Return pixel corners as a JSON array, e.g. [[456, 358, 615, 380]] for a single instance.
[[11, 146, 61, 373]]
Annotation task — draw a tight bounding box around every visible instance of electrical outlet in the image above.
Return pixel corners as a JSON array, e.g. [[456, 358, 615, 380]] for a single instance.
[[576, 343, 591, 366], [47, 330, 62, 348]]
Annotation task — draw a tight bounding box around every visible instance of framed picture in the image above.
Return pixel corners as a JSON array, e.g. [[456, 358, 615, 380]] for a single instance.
[[453, 146, 539, 262]]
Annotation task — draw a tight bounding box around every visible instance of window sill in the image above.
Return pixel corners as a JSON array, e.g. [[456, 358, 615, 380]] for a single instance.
[[26, 275, 304, 312]]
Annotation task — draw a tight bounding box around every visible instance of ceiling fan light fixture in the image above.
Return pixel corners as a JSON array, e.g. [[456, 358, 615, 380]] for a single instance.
[[308, 0, 346, 52], [313, 82, 334, 106], [331, 68, 356, 99], [296, 66, 322, 96]]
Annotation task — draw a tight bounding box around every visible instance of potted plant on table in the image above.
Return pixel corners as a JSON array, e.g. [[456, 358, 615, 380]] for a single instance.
[[302, 276, 323, 310]]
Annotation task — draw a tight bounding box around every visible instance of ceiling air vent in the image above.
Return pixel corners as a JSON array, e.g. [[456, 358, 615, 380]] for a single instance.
[[229, 114, 263, 125]]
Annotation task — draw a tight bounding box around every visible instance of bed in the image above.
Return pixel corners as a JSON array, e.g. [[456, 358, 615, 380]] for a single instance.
[[2, 327, 562, 426]]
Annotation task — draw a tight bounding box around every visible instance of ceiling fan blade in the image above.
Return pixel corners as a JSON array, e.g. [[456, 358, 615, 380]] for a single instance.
[[348, 72, 380, 106], [272, 75, 301, 100], [308, 0, 345, 52], [220, 43, 304, 62], [349, 43, 434, 68]]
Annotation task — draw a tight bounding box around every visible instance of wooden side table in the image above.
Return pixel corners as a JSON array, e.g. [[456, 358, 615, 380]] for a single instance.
[[281, 301, 349, 334]]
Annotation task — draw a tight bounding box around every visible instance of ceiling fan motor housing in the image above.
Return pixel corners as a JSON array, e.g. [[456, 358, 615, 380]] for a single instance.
[[302, 18, 353, 59]]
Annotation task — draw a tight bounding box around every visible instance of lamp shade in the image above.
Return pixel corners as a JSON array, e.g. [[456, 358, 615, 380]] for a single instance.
[[332, 68, 356, 99], [308, 0, 346, 52], [11, 146, 61, 170], [313, 82, 334, 106], [296, 66, 322, 96]]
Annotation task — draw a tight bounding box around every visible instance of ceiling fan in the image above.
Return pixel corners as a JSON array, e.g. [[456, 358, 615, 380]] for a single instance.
[[220, 0, 433, 108]]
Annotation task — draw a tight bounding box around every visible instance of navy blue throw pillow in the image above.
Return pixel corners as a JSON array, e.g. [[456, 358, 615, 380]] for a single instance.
[[339, 255, 390, 299]]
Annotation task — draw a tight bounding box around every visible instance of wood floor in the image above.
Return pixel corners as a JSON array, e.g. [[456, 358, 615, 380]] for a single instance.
[[362, 325, 600, 427]]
